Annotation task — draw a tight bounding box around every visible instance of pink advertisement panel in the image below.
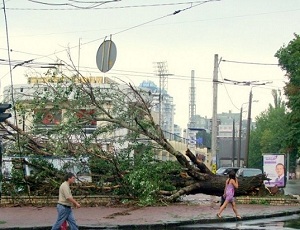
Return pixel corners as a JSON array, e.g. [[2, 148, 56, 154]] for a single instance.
[[263, 154, 286, 188]]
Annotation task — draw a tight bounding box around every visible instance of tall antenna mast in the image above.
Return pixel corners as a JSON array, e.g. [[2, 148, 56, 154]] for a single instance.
[[154, 61, 171, 129], [78, 38, 81, 74], [189, 70, 196, 128]]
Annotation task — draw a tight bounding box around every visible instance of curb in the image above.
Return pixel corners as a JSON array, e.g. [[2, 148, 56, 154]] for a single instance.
[[79, 209, 300, 229], [3, 209, 299, 230]]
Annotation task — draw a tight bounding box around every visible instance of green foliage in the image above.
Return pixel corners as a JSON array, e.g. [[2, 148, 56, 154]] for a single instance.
[[3, 72, 187, 205], [123, 147, 180, 205], [27, 158, 63, 187], [275, 34, 300, 155], [196, 130, 211, 148], [5, 167, 28, 195], [249, 199, 270, 205], [284, 217, 300, 228], [89, 157, 114, 182], [259, 199, 270, 205], [2, 157, 63, 196], [249, 90, 288, 169]]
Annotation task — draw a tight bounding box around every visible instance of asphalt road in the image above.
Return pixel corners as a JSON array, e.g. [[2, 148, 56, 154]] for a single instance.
[[179, 179, 300, 230], [178, 214, 300, 230], [284, 179, 300, 195]]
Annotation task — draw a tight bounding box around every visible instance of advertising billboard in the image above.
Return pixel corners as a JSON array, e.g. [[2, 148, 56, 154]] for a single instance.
[[263, 154, 286, 188], [34, 109, 62, 125]]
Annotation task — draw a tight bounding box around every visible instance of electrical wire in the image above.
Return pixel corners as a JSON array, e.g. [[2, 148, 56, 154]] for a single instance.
[[217, 62, 282, 112], [222, 59, 279, 66], [7, 1, 217, 10], [80, 0, 217, 40], [0, 0, 218, 70], [0, 51, 61, 80], [0, 52, 216, 84], [0, 54, 282, 86], [61, 64, 213, 82], [0, 58, 62, 67], [218, 65, 239, 111], [27, 0, 120, 9], [2, 47, 58, 61], [1, 0, 285, 90]]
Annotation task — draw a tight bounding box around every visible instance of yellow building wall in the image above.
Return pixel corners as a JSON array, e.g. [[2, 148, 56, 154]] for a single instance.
[[28, 76, 115, 84], [155, 140, 212, 171]]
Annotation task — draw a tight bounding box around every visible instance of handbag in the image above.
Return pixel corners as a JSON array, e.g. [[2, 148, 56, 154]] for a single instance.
[[60, 220, 68, 230]]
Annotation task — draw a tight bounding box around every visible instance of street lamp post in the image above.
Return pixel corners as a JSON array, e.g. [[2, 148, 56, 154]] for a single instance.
[[238, 107, 243, 167], [245, 89, 253, 168], [244, 82, 271, 167], [232, 119, 235, 167], [222, 78, 270, 168], [238, 99, 258, 167]]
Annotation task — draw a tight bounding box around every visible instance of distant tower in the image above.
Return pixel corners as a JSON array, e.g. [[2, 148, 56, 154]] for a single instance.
[[189, 70, 196, 128], [187, 70, 197, 152], [154, 61, 171, 130]]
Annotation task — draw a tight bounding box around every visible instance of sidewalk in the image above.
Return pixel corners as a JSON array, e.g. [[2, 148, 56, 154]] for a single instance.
[[1, 195, 300, 229]]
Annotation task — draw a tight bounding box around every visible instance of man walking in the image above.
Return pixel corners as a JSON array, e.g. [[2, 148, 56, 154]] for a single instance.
[[51, 172, 80, 230]]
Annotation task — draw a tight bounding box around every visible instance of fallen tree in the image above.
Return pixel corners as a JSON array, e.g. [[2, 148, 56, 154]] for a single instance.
[[1, 65, 269, 204], [160, 149, 268, 200]]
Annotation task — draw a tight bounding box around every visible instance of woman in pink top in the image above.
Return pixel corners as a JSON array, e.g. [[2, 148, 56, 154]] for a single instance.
[[217, 170, 241, 219]]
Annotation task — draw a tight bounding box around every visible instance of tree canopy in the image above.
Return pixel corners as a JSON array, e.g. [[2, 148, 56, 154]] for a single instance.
[[275, 33, 300, 161], [249, 90, 288, 169]]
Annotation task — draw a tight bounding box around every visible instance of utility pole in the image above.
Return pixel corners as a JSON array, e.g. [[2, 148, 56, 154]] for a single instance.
[[212, 54, 219, 169], [245, 89, 253, 167], [232, 119, 236, 167], [0, 103, 12, 202], [238, 107, 242, 167]]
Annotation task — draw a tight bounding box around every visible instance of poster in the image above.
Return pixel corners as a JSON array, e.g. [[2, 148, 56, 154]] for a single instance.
[[76, 109, 96, 125], [263, 154, 286, 188], [35, 109, 62, 125]]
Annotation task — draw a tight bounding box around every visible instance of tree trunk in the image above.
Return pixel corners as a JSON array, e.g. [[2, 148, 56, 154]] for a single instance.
[[163, 149, 268, 201]]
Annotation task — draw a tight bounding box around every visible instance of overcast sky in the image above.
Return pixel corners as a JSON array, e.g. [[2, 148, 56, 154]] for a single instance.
[[1, 0, 299, 129]]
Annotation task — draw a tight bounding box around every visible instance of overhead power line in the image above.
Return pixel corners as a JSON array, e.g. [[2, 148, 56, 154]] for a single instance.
[[76, 0, 219, 47], [223, 78, 273, 86], [1, 0, 218, 66], [222, 59, 279, 66], [7, 1, 217, 10], [27, 0, 120, 9]]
